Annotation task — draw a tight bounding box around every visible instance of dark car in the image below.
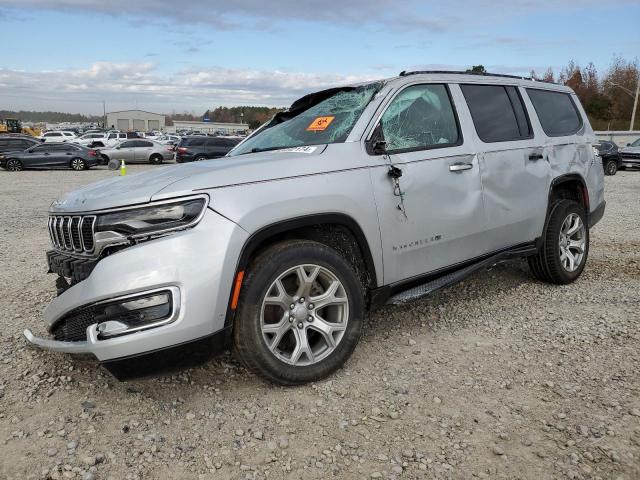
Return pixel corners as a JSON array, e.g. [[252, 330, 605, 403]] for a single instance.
[[596, 140, 622, 176], [175, 136, 241, 163], [0, 134, 41, 154], [0, 143, 100, 171]]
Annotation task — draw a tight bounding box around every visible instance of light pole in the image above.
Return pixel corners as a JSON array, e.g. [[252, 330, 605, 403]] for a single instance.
[[609, 79, 639, 131]]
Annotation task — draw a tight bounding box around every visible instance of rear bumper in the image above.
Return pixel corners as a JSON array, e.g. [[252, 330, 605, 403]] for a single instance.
[[588, 200, 606, 228]]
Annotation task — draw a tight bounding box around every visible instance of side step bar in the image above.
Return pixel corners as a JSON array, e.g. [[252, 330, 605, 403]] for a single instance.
[[387, 245, 537, 305]]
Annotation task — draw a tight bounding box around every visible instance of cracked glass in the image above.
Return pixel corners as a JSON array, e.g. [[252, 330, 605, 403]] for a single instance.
[[379, 84, 459, 153]]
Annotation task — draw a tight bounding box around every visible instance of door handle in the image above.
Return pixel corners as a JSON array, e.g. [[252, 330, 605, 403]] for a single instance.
[[449, 162, 473, 172], [529, 153, 544, 161]]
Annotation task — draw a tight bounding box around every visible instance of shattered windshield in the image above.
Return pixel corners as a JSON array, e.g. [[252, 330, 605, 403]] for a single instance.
[[230, 83, 381, 156]]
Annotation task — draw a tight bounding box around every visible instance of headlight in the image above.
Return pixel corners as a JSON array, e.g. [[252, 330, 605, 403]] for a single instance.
[[95, 196, 207, 238]]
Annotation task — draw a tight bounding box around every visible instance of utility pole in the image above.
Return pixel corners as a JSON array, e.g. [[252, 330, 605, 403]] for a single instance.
[[630, 75, 639, 131]]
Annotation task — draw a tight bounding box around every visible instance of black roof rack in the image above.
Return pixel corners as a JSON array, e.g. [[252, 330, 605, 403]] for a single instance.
[[398, 70, 534, 81]]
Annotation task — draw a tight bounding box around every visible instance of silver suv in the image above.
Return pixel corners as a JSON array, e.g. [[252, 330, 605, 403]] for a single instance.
[[25, 71, 606, 385]]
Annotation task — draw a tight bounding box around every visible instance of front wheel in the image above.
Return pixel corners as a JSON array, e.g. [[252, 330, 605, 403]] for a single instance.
[[528, 199, 589, 284], [604, 160, 617, 176], [149, 154, 163, 165], [234, 240, 364, 385]]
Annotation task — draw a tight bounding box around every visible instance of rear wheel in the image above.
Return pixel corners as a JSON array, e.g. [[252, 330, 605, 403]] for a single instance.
[[5, 159, 23, 171], [149, 154, 163, 165], [604, 160, 617, 176], [194, 155, 207, 162], [234, 240, 364, 385], [70, 158, 86, 171], [528, 199, 589, 284]]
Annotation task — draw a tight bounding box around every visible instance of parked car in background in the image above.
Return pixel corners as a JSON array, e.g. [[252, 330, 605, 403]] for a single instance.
[[39, 131, 77, 143], [1, 143, 99, 171], [155, 134, 181, 146], [596, 140, 622, 175], [619, 138, 640, 170], [104, 131, 138, 147], [74, 133, 108, 148], [0, 134, 41, 154], [99, 139, 174, 165], [175, 136, 241, 162]]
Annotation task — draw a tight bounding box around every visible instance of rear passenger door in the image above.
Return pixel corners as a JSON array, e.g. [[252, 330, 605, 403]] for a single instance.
[[460, 83, 550, 250], [133, 140, 154, 162], [205, 138, 227, 158]]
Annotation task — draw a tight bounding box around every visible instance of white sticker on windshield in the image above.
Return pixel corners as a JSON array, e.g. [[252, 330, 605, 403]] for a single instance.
[[276, 146, 318, 154]]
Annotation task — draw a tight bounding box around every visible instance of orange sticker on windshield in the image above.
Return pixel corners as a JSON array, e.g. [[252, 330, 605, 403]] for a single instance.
[[306, 116, 335, 131]]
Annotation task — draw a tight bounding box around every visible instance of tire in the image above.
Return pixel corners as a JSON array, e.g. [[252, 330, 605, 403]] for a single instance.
[[5, 158, 23, 171], [194, 155, 207, 162], [604, 160, 618, 176], [149, 154, 163, 165], [70, 158, 86, 171], [233, 240, 365, 385], [528, 199, 589, 285]]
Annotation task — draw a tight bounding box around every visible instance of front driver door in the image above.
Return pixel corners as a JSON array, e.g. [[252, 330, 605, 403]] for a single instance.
[[369, 83, 489, 285]]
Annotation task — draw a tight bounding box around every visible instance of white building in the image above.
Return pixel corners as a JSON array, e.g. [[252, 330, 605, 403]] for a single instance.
[[106, 110, 166, 132], [169, 120, 249, 135]]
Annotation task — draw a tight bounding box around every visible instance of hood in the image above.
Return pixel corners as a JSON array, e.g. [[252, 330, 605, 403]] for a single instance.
[[620, 145, 640, 154], [49, 144, 349, 213]]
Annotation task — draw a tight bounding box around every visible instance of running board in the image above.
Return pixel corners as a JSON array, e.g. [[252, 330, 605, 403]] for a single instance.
[[386, 245, 537, 305]]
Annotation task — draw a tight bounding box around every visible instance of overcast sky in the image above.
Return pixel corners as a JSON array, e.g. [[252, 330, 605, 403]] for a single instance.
[[1, 0, 638, 115]]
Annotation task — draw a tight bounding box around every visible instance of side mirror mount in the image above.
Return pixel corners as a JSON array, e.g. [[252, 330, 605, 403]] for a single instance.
[[367, 125, 387, 155]]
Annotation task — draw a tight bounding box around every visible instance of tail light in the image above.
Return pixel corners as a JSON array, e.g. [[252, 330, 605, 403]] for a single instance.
[[166, 146, 174, 152], [88, 150, 97, 157], [177, 147, 188, 155]]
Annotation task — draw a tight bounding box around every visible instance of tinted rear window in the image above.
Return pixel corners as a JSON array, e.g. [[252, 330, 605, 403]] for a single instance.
[[526, 89, 583, 137], [461, 84, 532, 143], [183, 138, 205, 147]]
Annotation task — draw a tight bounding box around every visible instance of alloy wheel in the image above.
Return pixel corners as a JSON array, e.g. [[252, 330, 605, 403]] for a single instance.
[[6, 159, 22, 171], [558, 213, 586, 272], [71, 158, 85, 170], [260, 264, 349, 366]]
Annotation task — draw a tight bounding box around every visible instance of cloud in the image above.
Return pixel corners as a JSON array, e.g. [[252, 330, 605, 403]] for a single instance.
[[0, 62, 378, 114]]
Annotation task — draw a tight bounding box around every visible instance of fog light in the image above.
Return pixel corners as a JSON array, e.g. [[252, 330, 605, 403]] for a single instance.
[[96, 290, 174, 339]]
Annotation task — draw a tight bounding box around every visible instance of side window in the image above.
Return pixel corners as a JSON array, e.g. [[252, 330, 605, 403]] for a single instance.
[[206, 138, 224, 147], [187, 138, 205, 147], [460, 84, 532, 142], [119, 141, 135, 148], [379, 84, 460, 153], [526, 89, 583, 137], [135, 140, 153, 147]]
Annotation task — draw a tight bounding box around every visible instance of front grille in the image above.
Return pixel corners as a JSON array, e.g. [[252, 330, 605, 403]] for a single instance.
[[48, 214, 96, 254], [51, 306, 98, 342], [47, 250, 98, 285], [621, 152, 640, 160]]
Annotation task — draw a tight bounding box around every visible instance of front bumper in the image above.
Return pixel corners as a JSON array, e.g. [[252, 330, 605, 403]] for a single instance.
[[620, 157, 640, 168], [24, 208, 248, 361]]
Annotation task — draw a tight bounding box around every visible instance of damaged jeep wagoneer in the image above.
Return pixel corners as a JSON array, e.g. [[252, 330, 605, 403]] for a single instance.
[[25, 71, 605, 384]]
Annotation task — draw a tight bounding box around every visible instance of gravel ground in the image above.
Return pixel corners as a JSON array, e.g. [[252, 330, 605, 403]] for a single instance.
[[0, 165, 639, 480]]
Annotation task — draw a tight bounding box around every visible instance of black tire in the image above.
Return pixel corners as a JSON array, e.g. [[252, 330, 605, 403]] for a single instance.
[[5, 158, 23, 171], [528, 199, 589, 285], [70, 158, 86, 171], [149, 154, 163, 165], [233, 240, 365, 385], [194, 155, 207, 162], [604, 160, 618, 176]]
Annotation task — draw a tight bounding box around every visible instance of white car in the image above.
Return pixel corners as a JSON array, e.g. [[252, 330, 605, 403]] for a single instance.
[[39, 131, 77, 143], [104, 132, 132, 147], [73, 133, 108, 148], [155, 135, 181, 146]]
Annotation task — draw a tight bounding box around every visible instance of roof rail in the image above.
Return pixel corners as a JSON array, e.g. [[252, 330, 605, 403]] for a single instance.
[[398, 70, 534, 81]]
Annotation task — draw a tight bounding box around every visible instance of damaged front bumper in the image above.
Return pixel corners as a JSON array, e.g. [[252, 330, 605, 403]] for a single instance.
[[23, 208, 248, 362]]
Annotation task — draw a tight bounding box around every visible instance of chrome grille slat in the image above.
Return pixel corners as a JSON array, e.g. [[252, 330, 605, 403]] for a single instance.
[[48, 214, 97, 255]]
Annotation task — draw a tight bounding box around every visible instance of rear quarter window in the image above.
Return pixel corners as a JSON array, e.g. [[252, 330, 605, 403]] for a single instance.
[[526, 89, 583, 137], [185, 138, 205, 147]]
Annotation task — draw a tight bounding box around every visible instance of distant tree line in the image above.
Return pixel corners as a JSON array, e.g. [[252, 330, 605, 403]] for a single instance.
[[529, 56, 639, 131], [0, 110, 101, 123]]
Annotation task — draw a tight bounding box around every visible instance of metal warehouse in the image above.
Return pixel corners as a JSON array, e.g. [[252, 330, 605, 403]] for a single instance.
[[105, 110, 166, 132], [169, 120, 249, 134]]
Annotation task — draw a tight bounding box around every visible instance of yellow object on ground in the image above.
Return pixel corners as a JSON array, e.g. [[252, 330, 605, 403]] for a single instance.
[[120, 160, 127, 176]]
